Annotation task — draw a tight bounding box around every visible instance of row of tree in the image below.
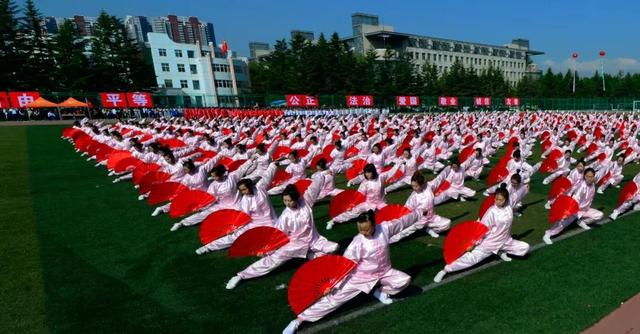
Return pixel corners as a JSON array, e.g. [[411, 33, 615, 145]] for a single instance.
[[0, 0, 154, 92], [250, 33, 640, 98]]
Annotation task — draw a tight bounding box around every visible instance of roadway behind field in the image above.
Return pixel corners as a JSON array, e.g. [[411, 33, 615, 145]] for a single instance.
[[582, 293, 640, 334]]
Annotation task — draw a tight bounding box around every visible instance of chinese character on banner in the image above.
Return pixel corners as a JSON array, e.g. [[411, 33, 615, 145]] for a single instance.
[[0, 92, 10, 108], [9, 91, 40, 108], [396, 96, 419, 106], [505, 97, 520, 106], [439, 96, 448, 106], [449, 97, 458, 106], [305, 95, 318, 107], [99, 92, 127, 108], [361, 96, 372, 106], [286, 95, 301, 106], [474, 96, 491, 106], [127, 92, 153, 108]]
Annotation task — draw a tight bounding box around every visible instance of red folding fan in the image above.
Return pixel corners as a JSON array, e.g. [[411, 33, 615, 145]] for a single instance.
[[539, 157, 559, 174], [199, 209, 252, 245], [376, 204, 412, 224], [106, 151, 132, 170], [293, 179, 312, 197], [113, 157, 143, 174], [433, 180, 451, 197], [288, 255, 357, 315], [443, 221, 489, 265], [548, 176, 572, 200], [549, 195, 580, 224], [329, 190, 366, 218], [146, 182, 187, 206], [345, 159, 367, 181], [228, 226, 289, 257], [132, 163, 161, 185], [459, 145, 475, 164], [138, 171, 171, 195], [168, 189, 216, 219], [617, 181, 639, 207], [478, 194, 495, 220], [272, 146, 292, 161], [309, 154, 333, 170], [486, 163, 509, 186], [270, 169, 292, 189]]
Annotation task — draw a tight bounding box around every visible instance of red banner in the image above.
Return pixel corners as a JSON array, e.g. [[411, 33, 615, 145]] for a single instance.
[[126, 92, 154, 108], [438, 96, 458, 107], [286, 94, 318, 107], [474, 96, 491, 106], [347, 95, 373, 107], [0, 92, 10, 108], [397, 96, 420, 106], [9, 91, 40, 108], [100, 92, 127, 108], [505, 97, 520, 106]]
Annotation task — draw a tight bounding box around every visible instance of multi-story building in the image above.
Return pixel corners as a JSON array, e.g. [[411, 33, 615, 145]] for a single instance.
[[124, 16, 152, 44], [344, 13, 544, 84], [249, 42, 271, 59], [145, 15, 216, 46], [44, 15, 97, 36], [290, 30, 314, 42], [148, 33, 251, 107]]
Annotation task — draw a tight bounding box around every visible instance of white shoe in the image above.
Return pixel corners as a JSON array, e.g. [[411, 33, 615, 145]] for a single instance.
[[433, 270, 447, 283], [225, 275, 242, 290], [609, 211, 619, 221], [170, 223, 182, 231], [134, 185, 140, 189], [372, 288, 393, 305], [543, 234, 553, 245], [282, 319, 301, 334], [634, 204, 640, 211], [577, 222, 591, 230], [483, 190, 489, 197], [138, 194, 145, 201], [151, 208, 162, 217], [326, 220, 334, 230], [427, 229, 440, 238], [195, 246, 208, 255], [108, 171, 116, 176], [544, 202, 552, 210], [542, 179, 550, 185], [112, 178, 120, 183], [615, 185, 620, 189], [514, 212, 522, 217], [459, 197, 466, 202], [499, 253, 512, 262], [596, 189, 604, 194]]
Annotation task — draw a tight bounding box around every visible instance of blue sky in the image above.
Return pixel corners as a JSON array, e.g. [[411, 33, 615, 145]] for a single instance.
[[19, 0, 640, 75]]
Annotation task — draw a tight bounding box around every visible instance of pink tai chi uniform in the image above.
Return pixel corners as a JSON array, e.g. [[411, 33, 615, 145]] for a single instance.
[[196, 163, 279, 254], [177, 158, 254, 227], [433, 165, 476, 205], [330, 163, 402, 225], [235, 173, 339, 280], [462, 153, 486, 181], [389, 181, 451, 243], [316, 170, 343, 201], [544, 180, 603, 242], [296, 211, 420, 323], [443, 204, 529, 274], [610, 172, 640, 219]]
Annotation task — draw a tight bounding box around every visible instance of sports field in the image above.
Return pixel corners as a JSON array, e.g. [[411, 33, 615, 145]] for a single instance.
[[2, 124, 639, 333]]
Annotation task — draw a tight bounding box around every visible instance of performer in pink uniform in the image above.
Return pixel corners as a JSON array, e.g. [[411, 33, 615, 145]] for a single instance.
[[326, 162, 402, 230], [597, 155, 624, 194], [390, 171, 451, 242], [542, 150, 575, 185], [462, 148, 487, 181], [282, 210, 421, 334], [225, 173, 338, 289], [433, 185, 530, 283], [195, 163, 279, 254], [433, 158, 476, 205], [544, 159, 586, 210], [610, 171, 640, 220], [170, 158, 255, 231], [506, 173, 528, 216], [268, 150, 311, 195], [385, 147, 426, 193], [543, 168, 603, 245], [314, 158, 343, 201]]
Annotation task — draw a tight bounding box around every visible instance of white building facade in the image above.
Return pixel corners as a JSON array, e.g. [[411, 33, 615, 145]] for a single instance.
[[148, 33, 251, 107]]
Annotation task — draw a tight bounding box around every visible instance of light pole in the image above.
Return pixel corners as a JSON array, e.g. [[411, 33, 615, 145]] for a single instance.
[[571, 52, 578, 94], [599, 50, 606, 92]]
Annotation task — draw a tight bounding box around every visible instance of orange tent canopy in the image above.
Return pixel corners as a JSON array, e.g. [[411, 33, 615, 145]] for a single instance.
[[58, 97, 88, 108], [25, 97, 58, 108]]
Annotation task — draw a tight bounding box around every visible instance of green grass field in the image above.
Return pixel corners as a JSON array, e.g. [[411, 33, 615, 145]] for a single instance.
[[1, 124, 639, 333]]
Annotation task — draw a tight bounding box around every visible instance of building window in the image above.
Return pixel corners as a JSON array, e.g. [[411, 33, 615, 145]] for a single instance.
[[158, 48, 167, 57], [164, 79, 173, 88], [190, 64, 197, 74], [180, 80, 188, 88], [213, 64, 230, 72], [175, 49, 183, 57], [234, 65, 243, 74], [438, 54, 442, 62], [161, 63, 170, 72], [177, 64, 185, 72], [192, 80, 200, 90], [215, 80, 233, 88], [187, 50, 195, 58], [422, 53, 425, 60]]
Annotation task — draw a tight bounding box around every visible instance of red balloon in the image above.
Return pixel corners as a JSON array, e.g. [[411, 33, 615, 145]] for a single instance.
[[572, 52, 578, 59], [599, 50, 606, 57]]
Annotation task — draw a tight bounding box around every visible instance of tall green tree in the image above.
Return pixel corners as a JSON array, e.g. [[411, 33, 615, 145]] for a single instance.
[[0, 0, 21, 90], [52, 20, 89, 91], [17, 0, 55, 90]]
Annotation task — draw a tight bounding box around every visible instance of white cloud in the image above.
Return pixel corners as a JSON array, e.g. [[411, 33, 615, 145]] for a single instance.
[[541, 57, 640, 75]]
